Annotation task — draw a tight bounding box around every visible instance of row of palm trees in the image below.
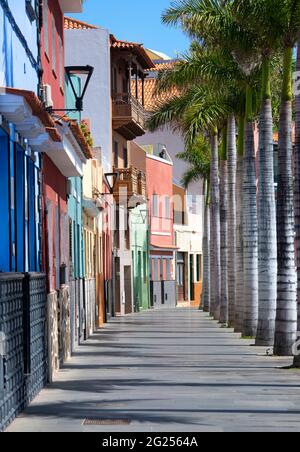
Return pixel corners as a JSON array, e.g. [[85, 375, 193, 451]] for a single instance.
[[147, 0, 300, 363]]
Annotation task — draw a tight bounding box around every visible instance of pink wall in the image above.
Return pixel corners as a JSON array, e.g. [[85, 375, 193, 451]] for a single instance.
[[146, 155, 174, 249], [41, 0, 65, 110], [43, 155, 68, 292]]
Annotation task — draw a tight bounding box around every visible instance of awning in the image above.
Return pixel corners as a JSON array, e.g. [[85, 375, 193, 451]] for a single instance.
[[0, 88, 93, 178], [83, 196, 104, 218], [0, 88, 61, 151]]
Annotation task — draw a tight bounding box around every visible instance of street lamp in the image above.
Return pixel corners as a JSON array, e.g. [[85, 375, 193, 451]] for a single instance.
[[46, 65, 94, 113], [104, 173, 119, 195]]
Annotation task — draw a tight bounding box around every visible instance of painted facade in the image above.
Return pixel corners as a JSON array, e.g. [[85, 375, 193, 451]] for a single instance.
[[131, 203, 150, 312], [40, 1, 92, 373], [173, 184, 203, 307], [64, 19, 113, 322], [0, 1, 42, 274], [144, 145, 177, 309]]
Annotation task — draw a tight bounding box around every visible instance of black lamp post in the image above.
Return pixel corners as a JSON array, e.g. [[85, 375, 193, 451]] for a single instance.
[[104, 173, 119, 195], [46, 65, 94, 113]]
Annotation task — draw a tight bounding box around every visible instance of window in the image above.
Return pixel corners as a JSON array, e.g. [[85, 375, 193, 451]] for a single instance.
[[123, 147, 128, 168], [143, 252, 147, 283], [113, 140, 118, 168], [152, 194, 159, 217], [165, 196, 170, 218], [59, 36, 64, 89], [52, 15, 57, 74], [43, 0, 49, 56], [112, 67, 118, 94], [196, 254, 202, 282], [166, 259, 171, 280], [0, 132, 10, 272], [15, 145, 25, 272]]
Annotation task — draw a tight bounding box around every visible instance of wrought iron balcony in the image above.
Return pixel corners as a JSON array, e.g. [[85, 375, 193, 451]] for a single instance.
[[112, 93, 146, 140]]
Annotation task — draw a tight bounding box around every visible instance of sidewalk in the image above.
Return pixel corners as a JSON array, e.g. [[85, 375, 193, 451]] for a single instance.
[[7, 309, 300, 432]]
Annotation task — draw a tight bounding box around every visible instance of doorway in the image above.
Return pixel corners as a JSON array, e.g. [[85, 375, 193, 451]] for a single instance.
[[177, 252, 185, 302]]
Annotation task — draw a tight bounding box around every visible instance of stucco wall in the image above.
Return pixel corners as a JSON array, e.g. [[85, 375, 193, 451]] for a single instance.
[[41, 0, 65, 109], [65, 28, 112, 173], [0, 0, 39, 91], [136, 128, 204, 197], [146, 154, 174, 249]]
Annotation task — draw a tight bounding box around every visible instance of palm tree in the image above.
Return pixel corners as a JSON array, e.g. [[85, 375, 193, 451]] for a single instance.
[[162, 0, 261, 333], [147, 79, 228, 322], [294, 32, 300, 367], [272, 0, 300, 356], [235, 0, 278, 346], [235, 115, 244, 332], [220, 126, 229, 324], [242, 87, 259, 337]]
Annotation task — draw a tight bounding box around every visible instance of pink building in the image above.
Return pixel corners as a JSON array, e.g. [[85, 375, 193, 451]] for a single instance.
[[146, 145, 177, 308]]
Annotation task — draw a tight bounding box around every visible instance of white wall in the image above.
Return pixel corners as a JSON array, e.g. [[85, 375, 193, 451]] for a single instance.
[[65, 28, 112, 174]]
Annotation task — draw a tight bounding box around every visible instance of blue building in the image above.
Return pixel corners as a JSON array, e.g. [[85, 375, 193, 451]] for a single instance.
[[0, 0, 42, 272], [0, 0, 49, 431]]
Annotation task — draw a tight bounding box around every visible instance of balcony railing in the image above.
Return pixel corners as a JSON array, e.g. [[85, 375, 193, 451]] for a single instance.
[[113, 166, 147, 203], [112, 93, 146, 139]]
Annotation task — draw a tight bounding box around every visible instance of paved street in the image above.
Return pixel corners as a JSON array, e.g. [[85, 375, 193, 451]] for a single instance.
[[7, 309, 300, 432]]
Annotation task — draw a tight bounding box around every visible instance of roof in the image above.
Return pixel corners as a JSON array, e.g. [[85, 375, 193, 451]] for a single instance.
[[110, 35, 155, 70], [3, 87, 61, 142], [133, 60, 180, 111], [64, 119, 93, 159], [64, 16, 98, 30], [146, 49, 171, 61]]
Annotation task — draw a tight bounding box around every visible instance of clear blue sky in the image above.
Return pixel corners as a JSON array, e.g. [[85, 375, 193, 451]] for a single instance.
[[72, 0, 190, 58]]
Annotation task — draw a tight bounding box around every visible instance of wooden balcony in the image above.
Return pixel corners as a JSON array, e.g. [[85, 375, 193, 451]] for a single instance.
[[113, 167, 147, 206], [112, 93, 146, 140]]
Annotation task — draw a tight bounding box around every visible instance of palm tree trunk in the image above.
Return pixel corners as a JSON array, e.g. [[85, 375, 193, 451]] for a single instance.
[[202, 179, 210, 313], [235, 117, 244, 331], [227, 114, 237, 328], [294, 34, 300, 367], [274, 47, 297, 356], [256, 58, 278, 347], [242, 88, 259, 337], [210, 127, 221, 320], [220, 128, 228, 324]]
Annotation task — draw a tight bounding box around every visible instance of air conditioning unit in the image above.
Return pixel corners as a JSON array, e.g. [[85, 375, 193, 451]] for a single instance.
[[42, 84, 54, 109], [66, 180, 72, 197]]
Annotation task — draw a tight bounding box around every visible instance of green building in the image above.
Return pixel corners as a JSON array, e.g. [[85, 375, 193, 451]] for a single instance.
[[131, 204, 150, 312]]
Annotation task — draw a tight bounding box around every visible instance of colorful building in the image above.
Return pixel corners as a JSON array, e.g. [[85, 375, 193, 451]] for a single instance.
[[64, 17, 113, 323], [173, 184, 203, 307], [143, 144, 177, 308], [110, 36, 154, 316], [40, 0, 93, 377]]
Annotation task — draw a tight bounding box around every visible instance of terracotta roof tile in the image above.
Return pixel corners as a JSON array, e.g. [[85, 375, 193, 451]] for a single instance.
[[63, 118, 93, 159], [133, 61, 180, 111], [110, 35, 155, 70], [64, 17, 98, 30]]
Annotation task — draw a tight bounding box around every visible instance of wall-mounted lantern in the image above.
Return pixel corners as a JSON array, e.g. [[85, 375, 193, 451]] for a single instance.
[[46, 65, 94, 114]]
